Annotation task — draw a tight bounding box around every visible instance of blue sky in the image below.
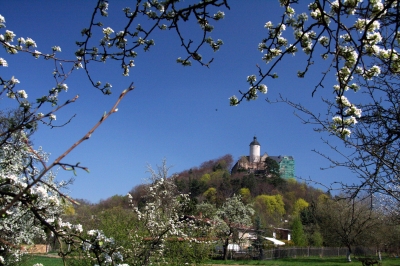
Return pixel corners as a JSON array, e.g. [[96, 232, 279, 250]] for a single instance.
[[1, 1, 354, 203]]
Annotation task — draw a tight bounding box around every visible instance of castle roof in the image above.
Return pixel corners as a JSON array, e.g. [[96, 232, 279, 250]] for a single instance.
[[249, 136, 260, 146]]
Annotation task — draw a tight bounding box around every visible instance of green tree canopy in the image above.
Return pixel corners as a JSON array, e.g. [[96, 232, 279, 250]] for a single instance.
[[292, 198, 309, 217], [254, 194, 285, 225]]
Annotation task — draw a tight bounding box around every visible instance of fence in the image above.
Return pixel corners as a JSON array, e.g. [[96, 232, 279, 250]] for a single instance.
[[224, 246, 380, 260], [258, 247, 349, 260]]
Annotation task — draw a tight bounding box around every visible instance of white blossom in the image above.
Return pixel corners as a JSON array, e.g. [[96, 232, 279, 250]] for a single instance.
[[363, 65, 381, 79], [213, 11, 225, 20], [17, 90, 28, 99], [33, 50, 41, 58], [346, 105, 362, 118], [258, 84, 268, 94], [52, 46, 61, 52], [340, 128, 352, 137], [286, 6, 296, 16], [264, 21, 273, 29], [247, 75, 256, 83], [310, 9, 321, 19], [7, 91, 15, 99], [58, 83, 68, 91], [332, 115, 343, 124], [0, 58, 7, 67], [344, 116, 358, 125], [102, 27, 114, 35], [4, 30, 16, 42], [229, 95, 239, 106], [25, 37, 37, 48], [336, 95, 352, 107], [17, 37, 25, 44], [319, 36, 329, 46], [297, 12, 308, 21]]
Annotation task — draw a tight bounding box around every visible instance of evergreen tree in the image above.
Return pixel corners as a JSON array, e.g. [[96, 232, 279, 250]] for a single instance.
[[252, 216, 266, 260], [265, 157, 286, 188], [291, 216, 307, 247]]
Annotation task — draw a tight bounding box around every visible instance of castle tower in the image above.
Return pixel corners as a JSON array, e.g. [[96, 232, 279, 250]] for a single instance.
[[249, 136, 261, 163]]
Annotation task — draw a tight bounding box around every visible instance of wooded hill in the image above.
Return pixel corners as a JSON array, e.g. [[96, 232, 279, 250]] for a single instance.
[[73, 155, 325, 230], [66, 155, 400, 254]]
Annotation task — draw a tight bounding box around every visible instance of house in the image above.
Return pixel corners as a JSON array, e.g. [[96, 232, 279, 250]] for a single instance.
[[273, 227, 291, 241], [236, 226, 289, 249]]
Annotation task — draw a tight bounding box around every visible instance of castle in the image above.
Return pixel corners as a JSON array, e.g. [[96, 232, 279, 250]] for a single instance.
[[232, 137, 295, 179]]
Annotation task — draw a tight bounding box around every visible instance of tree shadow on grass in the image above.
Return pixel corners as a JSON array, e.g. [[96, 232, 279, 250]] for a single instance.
[[282, 257, 349, 262]]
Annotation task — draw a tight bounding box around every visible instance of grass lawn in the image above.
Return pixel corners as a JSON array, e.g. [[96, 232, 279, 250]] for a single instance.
[[206, 257, 400, 266], [20, 255, 64, 266], [20, 255, 400, 266]]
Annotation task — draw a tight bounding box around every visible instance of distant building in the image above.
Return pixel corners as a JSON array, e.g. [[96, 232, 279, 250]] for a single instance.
[[268, 155, 295, 179], [232, 136, 295, 179]]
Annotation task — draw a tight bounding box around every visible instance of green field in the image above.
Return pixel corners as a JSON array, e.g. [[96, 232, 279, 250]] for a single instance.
[[20, 255, 64, 266], [207, 257, 400, 266], [21, 255, 400, 266]]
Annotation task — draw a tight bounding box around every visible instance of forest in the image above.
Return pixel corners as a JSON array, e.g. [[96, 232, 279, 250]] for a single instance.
[[59, 155, 400, 264]]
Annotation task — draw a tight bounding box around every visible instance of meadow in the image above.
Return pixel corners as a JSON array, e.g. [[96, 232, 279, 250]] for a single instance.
[[207, 257, 400, 265], [21, 255, 400, 266], [21, 255, 64, 266]]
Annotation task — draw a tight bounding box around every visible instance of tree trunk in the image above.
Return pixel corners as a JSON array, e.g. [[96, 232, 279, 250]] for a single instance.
[[223, 237, 229, 260], [258, 247, 264, 260], [346, 246, 352, 262]]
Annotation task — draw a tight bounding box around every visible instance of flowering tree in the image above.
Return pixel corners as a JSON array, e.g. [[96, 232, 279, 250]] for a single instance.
[[378, 184, 400, 220], [215, 194, 254, 260], [128, 160, 213, 266], [321, 72, 400, 201], [229, 0, 400, 201], [0, 0, 228, 265]]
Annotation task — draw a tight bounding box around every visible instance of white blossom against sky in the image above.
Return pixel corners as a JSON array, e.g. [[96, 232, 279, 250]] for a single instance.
[[1, 1, 352, 202]]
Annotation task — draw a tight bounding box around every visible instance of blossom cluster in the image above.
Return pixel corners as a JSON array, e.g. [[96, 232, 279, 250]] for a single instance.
[[0, 126, 127, 265], [75, 0, 227, 78], [377, 184, 400, 217], [0, 138, 80, 264], [78, 229, 127, 266], [215, 194, 255, 235], [0, 13, 79, 126], [229, 0, 400, 139]]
